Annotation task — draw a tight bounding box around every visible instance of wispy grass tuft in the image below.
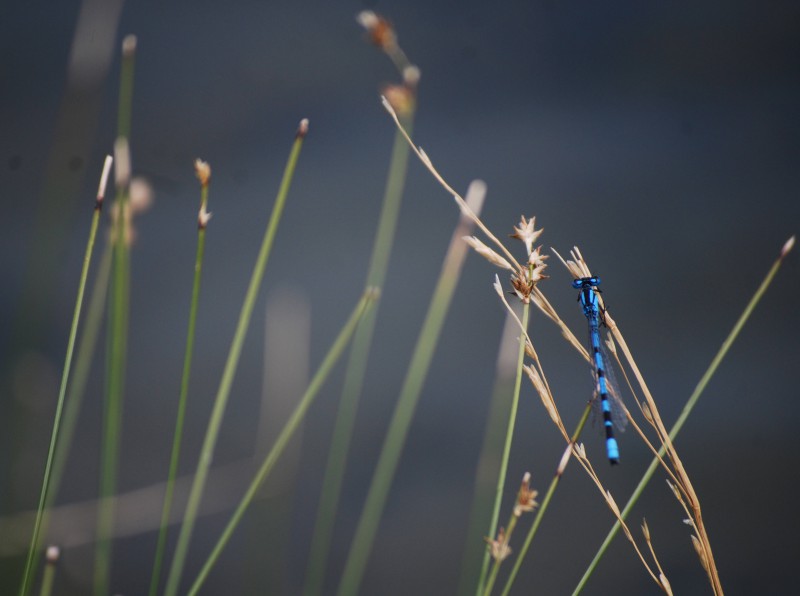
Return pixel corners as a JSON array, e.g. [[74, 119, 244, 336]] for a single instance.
[[163, 119, 309, 596], [148, 159, 213, 596]]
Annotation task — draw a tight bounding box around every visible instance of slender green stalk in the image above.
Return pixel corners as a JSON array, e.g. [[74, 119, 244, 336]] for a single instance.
[[18, 158, 111, 596], [457, 317, 519, 595], [572, 236, 795, 595], [500, 404, 593, 596], [95, 179, 130, 596], [163, 122, 308, 596], [94, 36, 137, 596], [187, 289, 379, 595], [303, 116, 414, 596], [336, 184, 484, 596], [475, 305, 530, 595], [148, 166, 211, 596]]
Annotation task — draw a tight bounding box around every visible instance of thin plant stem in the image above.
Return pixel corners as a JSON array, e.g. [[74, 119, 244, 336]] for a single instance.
[[336, 182, 486, 596], [163, 121, 308, 596], [18, 157, 112, 596], [500, 403, 592, 596], [303, 117, 415, 596], [475, 304, 530, 595], [26, 244, 114, 593], [572, 236, 795, 595], [94, 36, 136, 596], [148, 166, 211, 596], [95, 171, 130, 596], [457, 316, 519, 595], [186, 288, 379, 595]]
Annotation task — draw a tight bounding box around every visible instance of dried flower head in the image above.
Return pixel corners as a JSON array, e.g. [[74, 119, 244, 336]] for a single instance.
[[484, 527, 512, 562], [510, 216, 543, 256], [381, 83, 415, 117], [194, 159, 211, 186], [356, 11, 396, 51], [510, 270, 535, 303], [514, 472, 539, 517], [528, 246, 549, 283]]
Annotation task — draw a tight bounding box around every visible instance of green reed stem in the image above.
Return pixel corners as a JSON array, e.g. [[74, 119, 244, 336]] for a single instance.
[[572, 236, 795, 595], [337, 189, 483, 596], [187, 289, 378, 595], [148, 177, 210, 596], [94, 182, 130, 596], [18, 160, 109, 596], [500, 403, 592, 596], [93, 36, 136, 596], [303, 115, 414, 596], [475, 304, 530, 595], [163, 123, 307, 596], [457, 317, 519, 595]]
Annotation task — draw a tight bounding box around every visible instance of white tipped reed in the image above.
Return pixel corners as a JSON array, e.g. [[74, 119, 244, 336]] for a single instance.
[[781, 235, 795, 257], [97, 155, 113, 205], [297, 118, 309, 138]]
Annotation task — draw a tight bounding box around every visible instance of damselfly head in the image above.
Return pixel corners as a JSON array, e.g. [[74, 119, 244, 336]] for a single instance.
[[572, 276, 601, 289]]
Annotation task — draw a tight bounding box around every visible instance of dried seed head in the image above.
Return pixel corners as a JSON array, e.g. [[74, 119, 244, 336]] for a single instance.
[[511, 271, 534, 303], [464, 236, 515, 272], [641, 519, 651, 541], [356, 11, 396, 51], [381, 83, 415, 117], [509, 215, 543, 256], [528, 246, 549, 283], [194, 159, 211, 186], [484, 527, 512, 562], [514, 472, 539, 517]]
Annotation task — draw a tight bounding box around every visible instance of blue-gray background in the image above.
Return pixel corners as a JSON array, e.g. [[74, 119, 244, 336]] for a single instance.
[[2, 1, 798, 594]]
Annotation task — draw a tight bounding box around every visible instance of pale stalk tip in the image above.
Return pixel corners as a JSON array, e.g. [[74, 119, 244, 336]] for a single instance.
[[781, 235, 795, 258], [403, 65, 421, 87], [297, 118, 309, 138], [46, 545, 60, 564], [194, 158, 211, 186], [97, 155, 114, 204], [464, 179, 487, 216], [113, 137, 131, 189], [356, 10, 379, 30], [122, 34, 137, 56]]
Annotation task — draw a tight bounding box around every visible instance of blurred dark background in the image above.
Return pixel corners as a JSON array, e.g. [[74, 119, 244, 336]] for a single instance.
[[1, 0, 798, 594]]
